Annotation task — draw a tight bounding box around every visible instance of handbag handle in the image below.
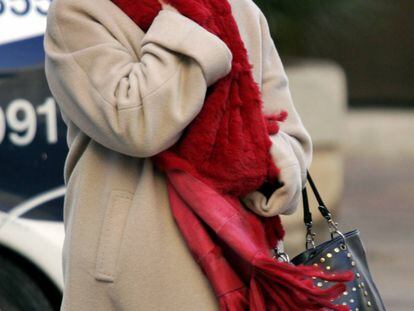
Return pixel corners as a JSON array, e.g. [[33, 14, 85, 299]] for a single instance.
[[302, 170, 345, 249]]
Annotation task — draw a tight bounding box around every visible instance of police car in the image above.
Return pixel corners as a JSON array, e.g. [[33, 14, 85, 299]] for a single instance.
[[0, 1, 64, 309]]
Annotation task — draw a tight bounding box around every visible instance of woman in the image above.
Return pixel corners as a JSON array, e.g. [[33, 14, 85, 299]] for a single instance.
[[44, 0, 313, 309]]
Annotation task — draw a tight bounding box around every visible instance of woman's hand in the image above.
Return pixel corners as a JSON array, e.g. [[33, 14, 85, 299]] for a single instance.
[[240, 131, 306, 217], [158, 0, 179, 13]]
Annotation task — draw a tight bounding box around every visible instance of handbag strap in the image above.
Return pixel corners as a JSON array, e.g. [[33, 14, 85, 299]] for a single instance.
[[272, 169, 345, 255], [302, 170, 333, 227], [302, 170, 343, 249]]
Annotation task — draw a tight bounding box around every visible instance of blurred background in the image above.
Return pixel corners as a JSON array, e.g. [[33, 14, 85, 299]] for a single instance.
[[0, 0, 412, 310], [253, 0, 413, 310]]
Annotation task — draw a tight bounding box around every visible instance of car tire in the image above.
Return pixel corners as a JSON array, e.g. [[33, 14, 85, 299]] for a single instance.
[[0, 255, 54, 311]]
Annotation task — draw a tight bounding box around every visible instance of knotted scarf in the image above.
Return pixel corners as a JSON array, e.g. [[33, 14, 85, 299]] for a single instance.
[[111, 0, 354, 309]]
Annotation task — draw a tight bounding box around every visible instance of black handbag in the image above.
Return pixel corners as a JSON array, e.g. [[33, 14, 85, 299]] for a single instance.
[[273, 170, 386, 311]]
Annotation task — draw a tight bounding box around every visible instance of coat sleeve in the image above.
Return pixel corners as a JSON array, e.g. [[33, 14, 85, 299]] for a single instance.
[[44, 0, 233, 158], [240, 9, 313, 217]]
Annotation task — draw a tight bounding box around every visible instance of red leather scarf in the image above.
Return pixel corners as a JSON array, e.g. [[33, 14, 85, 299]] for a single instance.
[[111, 0, 353, 309]]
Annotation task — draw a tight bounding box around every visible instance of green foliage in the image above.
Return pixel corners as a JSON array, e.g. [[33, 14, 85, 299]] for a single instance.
[[254, 0, 383, 57]]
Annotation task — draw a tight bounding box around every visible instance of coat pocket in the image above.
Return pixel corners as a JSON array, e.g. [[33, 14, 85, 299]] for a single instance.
[[94, 189, 134, 282]]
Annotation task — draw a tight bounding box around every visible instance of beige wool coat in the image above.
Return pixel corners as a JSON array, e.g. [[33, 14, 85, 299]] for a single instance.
[[43, 0, 313, 309]]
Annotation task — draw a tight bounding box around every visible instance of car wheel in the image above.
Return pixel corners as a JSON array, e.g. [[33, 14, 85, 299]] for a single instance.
[[0, 255, 54, 311]]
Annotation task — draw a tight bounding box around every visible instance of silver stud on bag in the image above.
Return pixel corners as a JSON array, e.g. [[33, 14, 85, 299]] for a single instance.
[[306, 245, 374, 310]]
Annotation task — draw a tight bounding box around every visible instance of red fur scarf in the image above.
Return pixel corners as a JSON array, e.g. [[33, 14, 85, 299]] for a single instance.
[[111, 0, 354, 310]]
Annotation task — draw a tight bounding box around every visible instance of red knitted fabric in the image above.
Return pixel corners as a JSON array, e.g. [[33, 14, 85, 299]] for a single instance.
[[111, 0, 354, 309]]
